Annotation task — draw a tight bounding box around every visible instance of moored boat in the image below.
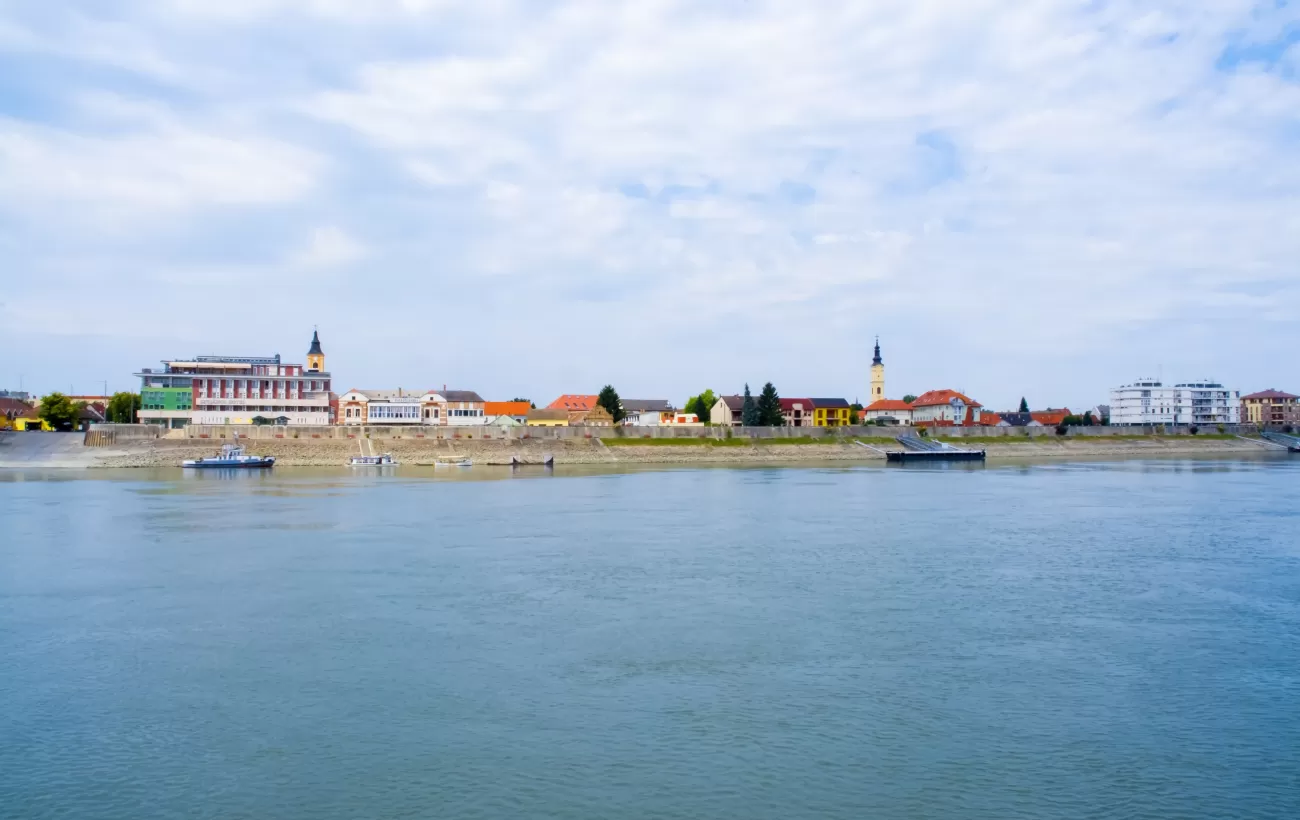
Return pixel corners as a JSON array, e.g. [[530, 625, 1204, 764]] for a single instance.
[[183, 442, 275, 469], [350, 453, 398, 467], [434, 458, 472, 467]]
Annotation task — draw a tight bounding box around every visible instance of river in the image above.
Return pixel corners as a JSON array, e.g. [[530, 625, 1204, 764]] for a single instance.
[[2, 460, 1298, 818]]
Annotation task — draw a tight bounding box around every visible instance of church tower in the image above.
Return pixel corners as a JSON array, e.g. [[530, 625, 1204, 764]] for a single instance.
[[306, 328, 325, 373], [870, 337, 885, 402]]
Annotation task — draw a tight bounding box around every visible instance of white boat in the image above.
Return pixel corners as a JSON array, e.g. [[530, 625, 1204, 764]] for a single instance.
[[349, 453, 398, 467], [183, 442, 275, 469], [434, 458, 472, 467]]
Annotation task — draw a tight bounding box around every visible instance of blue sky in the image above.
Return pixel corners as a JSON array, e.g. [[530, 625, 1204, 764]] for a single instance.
[[2, 0, 1298, 411]]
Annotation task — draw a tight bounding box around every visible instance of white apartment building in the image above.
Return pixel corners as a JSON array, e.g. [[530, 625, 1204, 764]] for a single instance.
[[1109, 379, 1240, 426]]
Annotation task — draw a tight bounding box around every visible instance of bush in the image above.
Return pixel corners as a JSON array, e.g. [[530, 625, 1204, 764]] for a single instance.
[[918, 428, 929, 438], [1189, 425, 1199, 435], [1285, 425, 1294, 435], [1055, 424, 1068, 436], [1217, 424, 1226, 434]]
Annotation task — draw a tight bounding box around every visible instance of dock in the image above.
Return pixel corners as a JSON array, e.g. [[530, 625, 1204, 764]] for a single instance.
[[885, 435, 986, 463], [1260, 432, 1300, 453]]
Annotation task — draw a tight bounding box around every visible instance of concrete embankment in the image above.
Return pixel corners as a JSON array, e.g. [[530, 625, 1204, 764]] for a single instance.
[[78, 434, 1275, 468]]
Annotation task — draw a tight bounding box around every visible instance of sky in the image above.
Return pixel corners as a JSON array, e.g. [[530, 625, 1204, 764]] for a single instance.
[[1, 0, 1298, 411]]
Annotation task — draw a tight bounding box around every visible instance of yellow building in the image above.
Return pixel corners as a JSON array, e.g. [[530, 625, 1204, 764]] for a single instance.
[[526, 408, 570, 427], [13, 417, 53, 431], [810, 398, 852, 427], [870, 337, 885, 403]]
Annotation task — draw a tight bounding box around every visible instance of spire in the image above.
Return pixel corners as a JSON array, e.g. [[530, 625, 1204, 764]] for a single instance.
[[308, 327, 323, 356], [872, 335, 882, 366]]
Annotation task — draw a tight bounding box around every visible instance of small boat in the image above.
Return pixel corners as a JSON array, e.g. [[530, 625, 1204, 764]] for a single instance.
[[183, 442, 275, 469], [435, 458, 472, 467], [350, 453, 398, 467]]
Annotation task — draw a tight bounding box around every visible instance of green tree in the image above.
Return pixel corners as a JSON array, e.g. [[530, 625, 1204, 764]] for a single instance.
[[1018, 397, 1029, 413], [741, 383, 759, 426], [38, 392, 80, 431], [903, 394, 918, 404], [597, 385, 625, 423], [757, 382, 782, 426], [849, 409, 860, 425], [106, 392, 140, 424], [684, 389, 716, 421]]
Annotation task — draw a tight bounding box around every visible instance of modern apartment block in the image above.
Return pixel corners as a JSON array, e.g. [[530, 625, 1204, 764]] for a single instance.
[[1109, 379, 1240, 426], [136, 330, 333, 428]]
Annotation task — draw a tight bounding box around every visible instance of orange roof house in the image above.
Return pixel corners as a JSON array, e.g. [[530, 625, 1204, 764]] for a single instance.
[[1030, 408, 1071, 427], [910, 389, 984, 426], [484, 401, 532, 419], [547, 394, 599, 412]]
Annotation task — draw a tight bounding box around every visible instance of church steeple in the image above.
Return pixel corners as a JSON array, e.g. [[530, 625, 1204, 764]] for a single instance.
[[306, 327, 325, 373], [870, 336, 885, 402]]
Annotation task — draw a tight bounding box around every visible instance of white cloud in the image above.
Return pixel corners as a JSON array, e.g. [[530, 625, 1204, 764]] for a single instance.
[[2, 0, 1299, 406], [289, 226, 368, 268]]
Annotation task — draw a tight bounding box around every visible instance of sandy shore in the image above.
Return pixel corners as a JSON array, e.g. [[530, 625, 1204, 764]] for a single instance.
[[35, 434, 1279, 469]]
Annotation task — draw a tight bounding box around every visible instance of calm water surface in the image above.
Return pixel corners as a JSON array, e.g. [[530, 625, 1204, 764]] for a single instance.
[[2, 461, 1299, 819]]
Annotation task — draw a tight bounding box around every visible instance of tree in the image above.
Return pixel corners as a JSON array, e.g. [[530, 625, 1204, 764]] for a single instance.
[[597, 385, 625, 423], [106, 392, 140, 424], [741, 383, 759, 426], [903, 394, 918, 404], [849, 409, 860, 425], [684, 389, 716, 421], [757, 382, 783, 426], [38, 392, 79, 431], [1082, 411, 1095, 426], [1018, 397, 1030, 413]]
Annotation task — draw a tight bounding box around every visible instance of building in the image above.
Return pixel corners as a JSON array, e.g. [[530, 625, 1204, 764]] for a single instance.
[[863, 398, 913, 425], [711, 395, 746, 426], [1109, 379, 1240, 426], [1241, 390, 1300, 426], [0, 397, 39, 430], [810, 398, 852, 427], [444, 390, 486, 425], [780, 398, 814, 427], [526, 408, 570, 427], [621, 400, 673, 426], [991, 412, 1041, 428], [339, 389, 444, 426], [483, 401, 532, 423], [1030, 408, 1071, 427], [548, 394, 598, 411], [869, 338, 885, 404], [663, 412, 703, 426], [0, 390, 31, 402], [135, 331, 333, 428], [572, 405, 614, 426], [910, 390, 984, 426]]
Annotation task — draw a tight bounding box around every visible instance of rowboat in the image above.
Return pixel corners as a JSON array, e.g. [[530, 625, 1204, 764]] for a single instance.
[[434, 458, 472, 467]]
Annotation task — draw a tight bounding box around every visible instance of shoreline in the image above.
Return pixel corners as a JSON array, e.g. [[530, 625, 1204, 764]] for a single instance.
[[0, 434, 1285, 470]]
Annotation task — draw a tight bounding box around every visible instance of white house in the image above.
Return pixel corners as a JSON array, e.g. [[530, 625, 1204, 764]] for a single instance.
[[339, 389, 447, 425], [621, 400, 673, 426], [1109, 379, 1239, 426], [863, 399, 913, 425], [909, 390, 983, 426]]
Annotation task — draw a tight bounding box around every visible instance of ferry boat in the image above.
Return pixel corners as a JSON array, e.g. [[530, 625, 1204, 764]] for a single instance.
[[349, 453, 398, 467], [182, 442, 275, 469]]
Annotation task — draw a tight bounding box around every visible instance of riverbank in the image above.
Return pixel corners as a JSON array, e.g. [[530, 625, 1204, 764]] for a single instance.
[[10, 433, 1276, 469]]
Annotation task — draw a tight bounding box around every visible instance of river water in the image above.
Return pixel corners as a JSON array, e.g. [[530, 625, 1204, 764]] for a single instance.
[[2, 460, 1298, 819]]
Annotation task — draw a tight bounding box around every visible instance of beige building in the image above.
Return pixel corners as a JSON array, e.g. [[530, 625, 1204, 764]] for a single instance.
[[527, 408, 570, 427], [1241, 390, 1300, 426], [711, 395, 746, 426]]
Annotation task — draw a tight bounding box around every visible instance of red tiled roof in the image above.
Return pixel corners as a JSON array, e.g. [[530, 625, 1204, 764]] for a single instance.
[[547, 394, 598, 411], [779, 398, 813, 411], [910, 389, 981, 408], [484, 401, 531, 417], [1242, 390, 1298, 401], [980, 412, 1002, 426], [1030, 409, 1070, 426], [865, 399, 913, 411]]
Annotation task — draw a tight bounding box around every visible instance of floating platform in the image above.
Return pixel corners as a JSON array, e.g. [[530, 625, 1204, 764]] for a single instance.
[[885, 435, 986, 463]]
